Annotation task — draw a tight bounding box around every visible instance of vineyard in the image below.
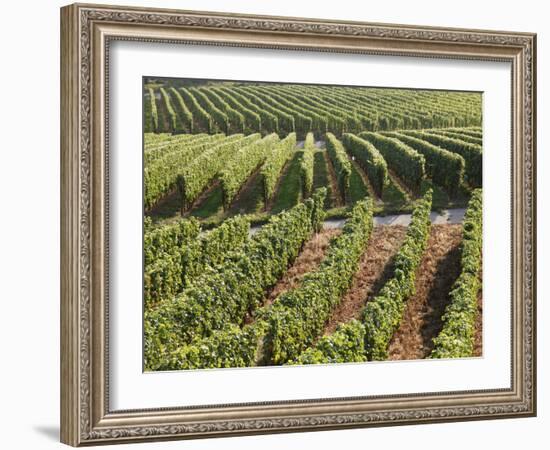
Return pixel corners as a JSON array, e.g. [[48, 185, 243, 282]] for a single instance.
[[143, 79, 483, 370]]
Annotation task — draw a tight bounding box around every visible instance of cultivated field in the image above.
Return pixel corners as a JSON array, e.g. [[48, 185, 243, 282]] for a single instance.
[[143, 79, 483, 371]]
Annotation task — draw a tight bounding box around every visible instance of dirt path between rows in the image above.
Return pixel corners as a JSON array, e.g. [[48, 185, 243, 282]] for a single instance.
[[473, 263, 483, 357], [322, 225, 408, 335], [388, 224, 463, 360], [263, 229, 340, 307]]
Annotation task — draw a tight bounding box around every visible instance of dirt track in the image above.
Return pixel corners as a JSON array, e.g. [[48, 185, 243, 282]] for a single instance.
[[323, 226, 407, 335], [387, 224, 463, 360]]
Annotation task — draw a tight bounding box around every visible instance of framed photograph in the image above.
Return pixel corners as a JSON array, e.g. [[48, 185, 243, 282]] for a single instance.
[[60, 3, 537, 446]]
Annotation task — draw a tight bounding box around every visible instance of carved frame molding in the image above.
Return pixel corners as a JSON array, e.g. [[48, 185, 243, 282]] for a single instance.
[[60, 3, 536, 446]]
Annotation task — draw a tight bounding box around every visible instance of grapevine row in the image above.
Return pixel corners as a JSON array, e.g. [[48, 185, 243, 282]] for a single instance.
[[265, 198, 374, 365], [427, 129, 483, 145], [362, 189, 433, 360], [341, 133, 388, 196], [144, 133, 213, 165], [215, 86, 279, 134], [149, 189, 372, 371], [325, 133, 352, 202], [359, 132, 426, 191], [168, 87, 193, 133], [147, 87, 158, 132], [299, 132, 315, 197], [179, 87, 214, 133], [144, 134, 227, 210], [401, 130, 482, 187], [430, 189, 482, 358], [145, 83, 482, 136], [219, 133, 279, 209], [159, 87, 178, 132], [208, 88, 257, 133], [144, 215, 250, 306], [294, 190, 433, 364], [201, 88, 245, 134], [176, 133, 260, 210], [144, 189, 327, 370], [189, 87, 229, 133], [385, 132, 466, 195], [237, 87, 295, 132]]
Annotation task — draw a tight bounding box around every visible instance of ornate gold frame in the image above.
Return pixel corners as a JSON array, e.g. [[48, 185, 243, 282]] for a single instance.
[[60, 3, 536, 446]]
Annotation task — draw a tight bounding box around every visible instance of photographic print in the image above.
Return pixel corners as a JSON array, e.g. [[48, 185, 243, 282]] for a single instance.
[[143, 78, 483, 371]]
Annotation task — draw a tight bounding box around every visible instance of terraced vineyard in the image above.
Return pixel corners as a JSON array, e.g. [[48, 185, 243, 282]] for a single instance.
[[143, 79, 483, 370]]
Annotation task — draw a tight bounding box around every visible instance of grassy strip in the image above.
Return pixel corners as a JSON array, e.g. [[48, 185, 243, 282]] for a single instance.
[[313, 150, 334, 208], [261, 133, 296, 203], [271, 151, 303, 214], [348, 162, 370, 204], [382, 174, 409, 208], [227, 169, 265, 217], [189, 184, 223, 219]]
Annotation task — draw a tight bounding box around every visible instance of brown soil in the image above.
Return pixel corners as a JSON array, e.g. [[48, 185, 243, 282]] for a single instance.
[[265, 229, 341, 306], [388, 224, 463, 360], [473, 262, 483, 357], [472, 290, 483, 357], [322, 151, 344, 206], [323, 225, 408, 334]]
